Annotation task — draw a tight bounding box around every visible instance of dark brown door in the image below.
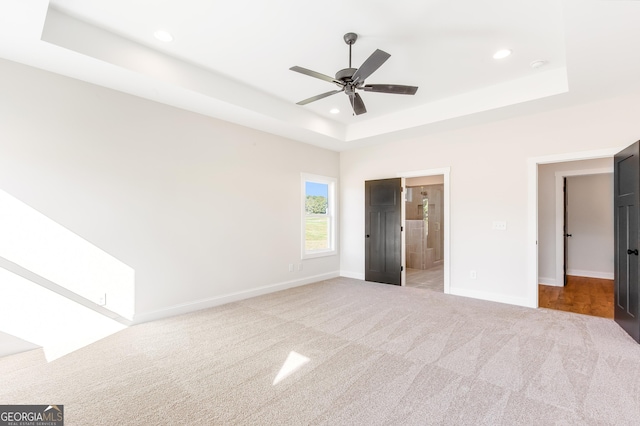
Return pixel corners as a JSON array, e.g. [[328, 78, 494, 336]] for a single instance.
[[563, 177, 569, 286], [615, 141, 640, 343], [365, 178, 402, 285]]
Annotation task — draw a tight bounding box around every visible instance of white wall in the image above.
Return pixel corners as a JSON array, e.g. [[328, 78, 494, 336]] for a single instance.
[[0, 59, 340, 322], [567, 174, 614, 278], [341, 92, 640, 307], [0, 331, 39, 358], [537, 158, 611, 285]]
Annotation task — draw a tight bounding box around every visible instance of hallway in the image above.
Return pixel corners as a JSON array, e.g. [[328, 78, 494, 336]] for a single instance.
[[538, 275, 614, 319]]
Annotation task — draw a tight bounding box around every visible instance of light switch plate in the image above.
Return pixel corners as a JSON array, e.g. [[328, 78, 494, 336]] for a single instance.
[[492, 221, 507, 231]]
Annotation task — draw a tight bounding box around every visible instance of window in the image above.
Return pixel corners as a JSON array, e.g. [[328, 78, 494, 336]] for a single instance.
[[301, 174, 337, 258]]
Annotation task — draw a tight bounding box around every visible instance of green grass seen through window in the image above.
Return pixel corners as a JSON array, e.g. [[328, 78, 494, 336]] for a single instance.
[[305, 216, 329, 250]]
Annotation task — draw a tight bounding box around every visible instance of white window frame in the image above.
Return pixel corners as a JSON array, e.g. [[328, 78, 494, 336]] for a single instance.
[[301, 173, 337, 259]]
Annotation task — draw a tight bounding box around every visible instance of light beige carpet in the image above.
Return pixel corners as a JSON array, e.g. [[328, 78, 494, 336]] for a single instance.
[[2, 277, 640, 425]]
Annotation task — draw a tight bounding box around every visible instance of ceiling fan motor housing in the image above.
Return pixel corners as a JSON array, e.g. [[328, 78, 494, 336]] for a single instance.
[[335, 68, 358, 85]]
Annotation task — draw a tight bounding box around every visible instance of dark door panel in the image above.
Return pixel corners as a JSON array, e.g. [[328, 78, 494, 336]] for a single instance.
[[365, 178, 402, 285], [615, 141, 640, 343], [617, 205, 630, 310], [563, 177, 569, 286]]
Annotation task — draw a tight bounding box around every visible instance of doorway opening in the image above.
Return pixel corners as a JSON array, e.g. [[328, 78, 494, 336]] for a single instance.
[[397, 167, 450, 293], [530, 152, 617, 317], [363, 168, 450, 292], [404, 176, 445, 292]]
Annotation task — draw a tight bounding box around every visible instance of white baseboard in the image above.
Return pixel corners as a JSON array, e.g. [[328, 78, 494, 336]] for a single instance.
[[539, 276, 560, 286], [449, 287, 535, 309], [133, 271, 340, 324], [340, 270, 365, 280], [567, 269, 614, 280]]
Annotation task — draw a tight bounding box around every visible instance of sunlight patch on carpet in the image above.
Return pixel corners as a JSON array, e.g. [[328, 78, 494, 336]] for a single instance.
[[273, 351, 310, 385]]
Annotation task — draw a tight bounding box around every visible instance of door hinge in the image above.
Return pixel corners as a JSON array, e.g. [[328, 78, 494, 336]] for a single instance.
[[401, 186, 404, 192], [401, 226, 404, 232], [401, 266, 404, 272]]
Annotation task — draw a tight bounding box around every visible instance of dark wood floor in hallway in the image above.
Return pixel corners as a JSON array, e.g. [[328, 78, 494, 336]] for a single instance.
[[539, 275, 614, 319]]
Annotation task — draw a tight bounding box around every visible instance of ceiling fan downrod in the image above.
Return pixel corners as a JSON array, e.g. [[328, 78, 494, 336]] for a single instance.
[[343, 32, 358, 69]]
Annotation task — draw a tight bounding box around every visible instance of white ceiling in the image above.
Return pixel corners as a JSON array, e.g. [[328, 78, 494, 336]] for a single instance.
[[1, 0, 640, 151]]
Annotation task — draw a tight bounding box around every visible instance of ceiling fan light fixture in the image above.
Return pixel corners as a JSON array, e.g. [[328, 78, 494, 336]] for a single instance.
[[154, 30, 174, 42], [493, 49, 512, 60]]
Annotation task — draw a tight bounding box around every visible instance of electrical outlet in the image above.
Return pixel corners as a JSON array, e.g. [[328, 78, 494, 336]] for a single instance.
[[470, 270, 477, 279], [297, 263, 303, 271], [288, 264, 294, 272], [97, 293, 107, 306]]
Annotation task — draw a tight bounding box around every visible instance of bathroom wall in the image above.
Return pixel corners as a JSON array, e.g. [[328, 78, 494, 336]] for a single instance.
[[406, 220, 426, 269], [406, 187, 426, 220], [405, 183, 444, 270]]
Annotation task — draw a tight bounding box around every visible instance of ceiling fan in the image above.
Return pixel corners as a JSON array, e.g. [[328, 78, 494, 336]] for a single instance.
[[290, 32, 419, 116]]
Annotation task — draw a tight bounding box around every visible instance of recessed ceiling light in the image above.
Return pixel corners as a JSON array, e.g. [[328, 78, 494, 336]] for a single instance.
[[530, 60, 548, 69], [154, 30, 173, 42], [329, 108, 340, 114], [493, 49, 512, 60]]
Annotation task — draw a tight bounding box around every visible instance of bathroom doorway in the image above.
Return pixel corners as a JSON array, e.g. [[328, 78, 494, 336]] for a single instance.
[[405, 175, 445, 292]]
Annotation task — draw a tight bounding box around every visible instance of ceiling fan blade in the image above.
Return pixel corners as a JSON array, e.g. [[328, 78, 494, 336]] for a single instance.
[[352, 49, 391, 83], [348, 92, 367, 115], [363, 84, 419, 95], [290, 66, 342, 85], [296, 89, 343, 105]]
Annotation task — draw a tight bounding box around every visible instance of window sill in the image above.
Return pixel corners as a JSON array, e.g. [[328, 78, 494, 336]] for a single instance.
[[302, 249, 337, 260]]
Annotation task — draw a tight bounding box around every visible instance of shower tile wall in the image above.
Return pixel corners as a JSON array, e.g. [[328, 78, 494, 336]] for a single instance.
[[406, 220, 426, 269], [405, 184, 443, 270]]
